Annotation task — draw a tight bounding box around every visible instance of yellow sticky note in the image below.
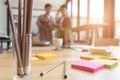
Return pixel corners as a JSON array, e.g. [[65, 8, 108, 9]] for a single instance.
[[75, 48, 83, 52], [80, 54, 103, 60], [35, 53, 58, 60], [90, 47, 111, 56], [101, 56, 118, 60], [32, 57, 39, 61], [91, 59, 118, 69]]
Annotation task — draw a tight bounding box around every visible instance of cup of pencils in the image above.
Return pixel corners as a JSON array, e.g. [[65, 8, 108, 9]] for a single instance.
[[6, 0, 33, 80], [12, 34, 32, 80]]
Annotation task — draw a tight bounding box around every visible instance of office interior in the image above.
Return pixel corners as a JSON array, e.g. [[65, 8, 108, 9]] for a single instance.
[[0, 0, 120, 80]]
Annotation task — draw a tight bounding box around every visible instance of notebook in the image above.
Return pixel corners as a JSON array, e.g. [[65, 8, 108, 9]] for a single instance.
[[80, 54, 103, 60], [35, 53, 58, 60], [91, 59, 118, 69], [71, 60, 104, 73]]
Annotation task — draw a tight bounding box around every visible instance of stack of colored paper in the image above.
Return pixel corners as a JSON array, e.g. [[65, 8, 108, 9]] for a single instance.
[[90, 47, 111, 56], [35, 53, 58, 60], [91, 59, 118, 69], [80, 54, 103, 60], [32, 53, 36, 57], [32, 57, 39, 61], [71, 60, 104, 73], [101, 56, 118, 60], [70, 47, 83, 51]]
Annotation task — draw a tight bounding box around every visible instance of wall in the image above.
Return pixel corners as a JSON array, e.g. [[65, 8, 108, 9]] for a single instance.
[[0, 0, 64, 35], [0, 0, 7, 35]]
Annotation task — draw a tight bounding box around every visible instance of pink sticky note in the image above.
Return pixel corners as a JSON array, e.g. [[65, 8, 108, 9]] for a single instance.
[[32, 53, 36, 57], [71, 60, 104, 73]]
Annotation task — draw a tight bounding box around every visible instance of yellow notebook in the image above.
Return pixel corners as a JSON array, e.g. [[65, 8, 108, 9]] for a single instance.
[[35, 53, 58, 60]]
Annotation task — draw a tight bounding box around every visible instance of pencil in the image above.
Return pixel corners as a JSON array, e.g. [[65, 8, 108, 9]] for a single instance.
[[24, 0, 33, 75], [18, 0, 22, 40], [40, 60, 67, 79], [18, 0, 22, 75], [7, 0, 24, 76], [22, 0, 28, 75], [64, 61, 67, 79], [26, 0, 33, 34]]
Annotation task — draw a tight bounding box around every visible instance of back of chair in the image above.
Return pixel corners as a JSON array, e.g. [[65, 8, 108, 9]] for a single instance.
[[0, 46, 3, 54], [94, 38, 119, 46]]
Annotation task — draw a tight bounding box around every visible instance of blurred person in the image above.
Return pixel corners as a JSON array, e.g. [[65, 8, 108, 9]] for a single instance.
[[56, 4, 72, 48], [37, 3, 54, 43]]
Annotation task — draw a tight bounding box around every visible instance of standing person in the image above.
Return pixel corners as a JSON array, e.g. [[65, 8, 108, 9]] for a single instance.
[[37, 3, 54, 43], [56, 4, 72, 48]]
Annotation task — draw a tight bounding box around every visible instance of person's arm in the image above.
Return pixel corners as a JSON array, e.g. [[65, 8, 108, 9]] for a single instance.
[[62, 17, 72, 29], [36, 16, 44, 30], [50, 17, 55, 30]]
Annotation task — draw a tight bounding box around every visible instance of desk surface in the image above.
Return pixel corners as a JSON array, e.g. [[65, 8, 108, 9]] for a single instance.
[[0, 47, 120, 80]]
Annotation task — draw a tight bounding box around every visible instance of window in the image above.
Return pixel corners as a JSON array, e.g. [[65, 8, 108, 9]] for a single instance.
[[72, 0, 78, 27], [89, 0, 104, 24], [115, 0, 120, 39], [80, 0, 88, 25], [68, 0, 104, 27]]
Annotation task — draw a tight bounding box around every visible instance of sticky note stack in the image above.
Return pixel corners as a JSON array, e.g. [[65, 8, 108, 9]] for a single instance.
[[32, 53, 36, 57], [31, 53, 39, 61], [71, 47, 83, 52], [101, 56, 118, 60], [90, 47, 111, 56], [91, 59, 118, 69], [80, 54, 103, 60], [71, 60, 104, 73], [35, 53, 58, 60], [32, 57, 39, 61]]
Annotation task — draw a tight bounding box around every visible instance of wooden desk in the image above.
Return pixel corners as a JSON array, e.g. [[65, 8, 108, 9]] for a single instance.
[[0, 47, 120, 80]]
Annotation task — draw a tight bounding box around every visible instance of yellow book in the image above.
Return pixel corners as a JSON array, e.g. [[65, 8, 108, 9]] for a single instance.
[[35, 53, 58, 60]]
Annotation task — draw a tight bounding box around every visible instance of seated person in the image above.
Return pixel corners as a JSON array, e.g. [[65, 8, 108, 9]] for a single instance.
[[56, 4, 72, 48], [37, 3, 54, 43]]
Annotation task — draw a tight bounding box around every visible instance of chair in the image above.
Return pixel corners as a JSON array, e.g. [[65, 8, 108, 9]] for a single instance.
[[0, 46, 3, 54], [0, 35, 11, 49], [94, 38, 119, 46], [72, 25, 94, 45]]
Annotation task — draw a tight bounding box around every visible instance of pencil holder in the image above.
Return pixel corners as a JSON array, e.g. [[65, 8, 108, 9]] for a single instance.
[[12, 34, 32, 80]]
